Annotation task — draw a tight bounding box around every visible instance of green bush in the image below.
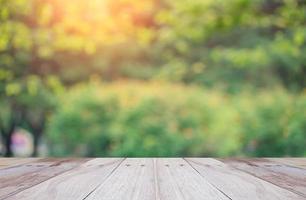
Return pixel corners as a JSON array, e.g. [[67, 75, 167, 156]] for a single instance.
[[239, 92, 306, 156], [47, 81, 306, 156]]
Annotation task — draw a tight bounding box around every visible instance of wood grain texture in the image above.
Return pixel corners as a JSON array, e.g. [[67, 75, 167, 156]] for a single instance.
[[186, 158, 304, 200], [219, 158, 306, 198], [155, 158, 229, 200], [0, 158, 64, 199], [0, 158, 39, 169], [85, 158, 156, 200], [268, 158, 306, 169], [0, 158, 305, 200], [5, 158, 124, 200], [0, 158, 88, 199]]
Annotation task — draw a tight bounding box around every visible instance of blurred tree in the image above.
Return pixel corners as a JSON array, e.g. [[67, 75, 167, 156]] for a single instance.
[[154, 0, 306, 91], [47, 82, 247, 157], [0, 76, 59, 156], [0, 0, 305, 157], [2, 0, 304, 89], [0, 0, 61, 156]]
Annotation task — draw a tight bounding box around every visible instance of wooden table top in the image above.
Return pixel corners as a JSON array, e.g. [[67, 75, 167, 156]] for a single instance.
[[0, 158, 306, 200]]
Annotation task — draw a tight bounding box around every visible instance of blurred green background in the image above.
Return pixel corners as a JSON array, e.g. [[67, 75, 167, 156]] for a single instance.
[[0, 0, 305, 157]]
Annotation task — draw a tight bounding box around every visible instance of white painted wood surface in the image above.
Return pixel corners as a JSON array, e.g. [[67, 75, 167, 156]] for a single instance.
[[186, 158, 303, 200], [0, 158, 305, 200], [5, 158, 123, 200]]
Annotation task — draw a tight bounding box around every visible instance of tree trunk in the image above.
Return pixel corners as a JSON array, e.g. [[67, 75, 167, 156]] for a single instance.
[[2, 121, 16, 157], [31, 131, 41, 157], [4, 132, 13, 157]]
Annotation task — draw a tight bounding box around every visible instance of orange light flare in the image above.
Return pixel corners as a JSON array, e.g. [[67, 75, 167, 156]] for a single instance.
[[37, 0, 159, 40]]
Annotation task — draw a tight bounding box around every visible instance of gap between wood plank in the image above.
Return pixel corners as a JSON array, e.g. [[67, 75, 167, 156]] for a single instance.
[[160, 158, 230, 200], [153, 158, 161, 200], [83, 158, 155, 200], [185, 158, 305, 200], [1, 158, 92, 200], [217, 158, 306, 199], [183, 158, 233, 200], [4, 158, 125, 200], [82, 158, 126, 200]]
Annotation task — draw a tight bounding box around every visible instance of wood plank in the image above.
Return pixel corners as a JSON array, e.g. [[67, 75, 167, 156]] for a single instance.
[[219, 158, 306, 198], [85, 158, 156, 200], [1, 158, 305, 200], [5, 158, 124, 200], [268, 158, 306, 169], [156, 158, 229, 200], [86, 158, 229, 200], [0, 158, 69, 187], [0, 158, 40, 169], [186, 158, 304, 200], [0, 158, 89, 199]]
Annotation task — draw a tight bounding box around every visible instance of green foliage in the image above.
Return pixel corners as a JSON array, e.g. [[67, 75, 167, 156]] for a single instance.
[[1, 0, 305, 156], [47, 85, 118, 156], [154, 0, 306, 91], [2, 0, 305, 89], [239, 92, 306, 156], [47, 82, 306, 157], [0, 75, 60, 135]]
